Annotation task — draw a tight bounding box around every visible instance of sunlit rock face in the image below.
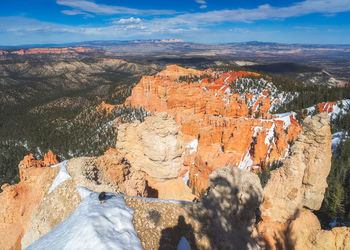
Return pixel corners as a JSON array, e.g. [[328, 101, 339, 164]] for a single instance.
[[257, 113, 350, 250], [125, 65, 302, 194], [0, 152, 60, 250], [116, 112, 185, 181]]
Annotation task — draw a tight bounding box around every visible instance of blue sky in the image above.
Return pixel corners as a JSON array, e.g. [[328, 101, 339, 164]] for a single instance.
[[0, 0, 350, 45]]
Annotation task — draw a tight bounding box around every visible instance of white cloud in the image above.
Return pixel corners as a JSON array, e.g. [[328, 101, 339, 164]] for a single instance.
[[1, 0, 350, 45], [195, 0, 207, 9], [113, 17, 142, 25], [57, 0, 176, 16], [61, 10, 86, 16], [61, 9, 94, 18], [152, 0, 350, 28]]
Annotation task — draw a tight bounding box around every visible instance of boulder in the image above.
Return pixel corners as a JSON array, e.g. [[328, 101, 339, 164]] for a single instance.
[[116, 112, 184, 181]]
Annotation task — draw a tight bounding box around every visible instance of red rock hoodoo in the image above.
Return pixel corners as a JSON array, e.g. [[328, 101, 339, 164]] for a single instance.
[[125, 65, 302, 194]]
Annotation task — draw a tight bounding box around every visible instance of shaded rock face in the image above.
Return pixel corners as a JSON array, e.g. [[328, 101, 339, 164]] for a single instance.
[[116, 112, 184, 181], [188, 167, 264, 250], [257, 113, 350, 250], [125, 65, 302, 194], [126, 166, 263, 250]]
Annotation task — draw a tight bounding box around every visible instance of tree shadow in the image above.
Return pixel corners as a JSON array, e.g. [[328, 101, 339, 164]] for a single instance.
[[185, 170, 263, 250], [159, 215, 198, 250]]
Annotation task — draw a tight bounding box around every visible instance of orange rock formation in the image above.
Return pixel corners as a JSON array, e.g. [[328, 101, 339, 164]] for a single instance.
[[0, 152, 60, 250], [96, 101, 116, 114], [125, 65, 302, 194], [19, 151, 60, 169]]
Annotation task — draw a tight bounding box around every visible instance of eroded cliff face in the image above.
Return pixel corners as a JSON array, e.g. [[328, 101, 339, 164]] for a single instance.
[[0, 152, 60, 250], [125, 65, 302, 194], [258, 113, 350, 250]]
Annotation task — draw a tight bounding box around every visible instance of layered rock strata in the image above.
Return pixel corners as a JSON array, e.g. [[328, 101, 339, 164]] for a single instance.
[[125, 65, 302, 194]]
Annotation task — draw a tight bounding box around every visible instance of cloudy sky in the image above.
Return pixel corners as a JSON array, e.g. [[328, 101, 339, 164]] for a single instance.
[[1, 0, 350, 45]]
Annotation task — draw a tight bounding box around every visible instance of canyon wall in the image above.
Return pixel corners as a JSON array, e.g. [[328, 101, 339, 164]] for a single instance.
[[125, 65, 302, 194]]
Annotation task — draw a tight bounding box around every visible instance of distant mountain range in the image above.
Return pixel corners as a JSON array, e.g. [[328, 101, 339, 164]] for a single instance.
[[1, 39, 350, 49]]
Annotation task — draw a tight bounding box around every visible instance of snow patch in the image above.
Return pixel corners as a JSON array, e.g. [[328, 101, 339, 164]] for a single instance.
[[265, 124, 275, 145], [274, 112, 294, 130], [182, 171, 189, 186], [186, 139, 198, 154], [48, 160, 71, 194], [26, 192, 143, 250], [237, 151, 253, 170], [332, 132, 348, 155], [76, 186, 94, 199]]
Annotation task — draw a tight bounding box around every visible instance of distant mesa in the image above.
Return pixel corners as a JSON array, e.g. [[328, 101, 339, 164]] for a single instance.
[[2, 47, 95, 55]]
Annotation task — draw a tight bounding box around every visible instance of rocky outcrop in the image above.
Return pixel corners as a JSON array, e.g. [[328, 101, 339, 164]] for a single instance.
[[125, 65, 302, 194], [22, 153, 150, 248], [146, 177, 196, 201], [0, 158, 59, 250], [116, 112, 185, 181], [257, 113, 350, 250], [19, 151, 60, 169], [260, 113, 332, 223], [96, 101, 116, 114], [21, 179, 81, 249]]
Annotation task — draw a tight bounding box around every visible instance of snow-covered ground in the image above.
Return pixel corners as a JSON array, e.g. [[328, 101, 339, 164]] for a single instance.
[[26, 192, 143, 250], [332, 132, 348, 155], [48, 160, 70, 194], [229, 77, 297, 113], [305, 99, 350, 120]]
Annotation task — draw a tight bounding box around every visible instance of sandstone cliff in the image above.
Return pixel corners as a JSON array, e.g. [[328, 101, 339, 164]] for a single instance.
[[0, 152, 60, 250], [258, 113, 350, 250]]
